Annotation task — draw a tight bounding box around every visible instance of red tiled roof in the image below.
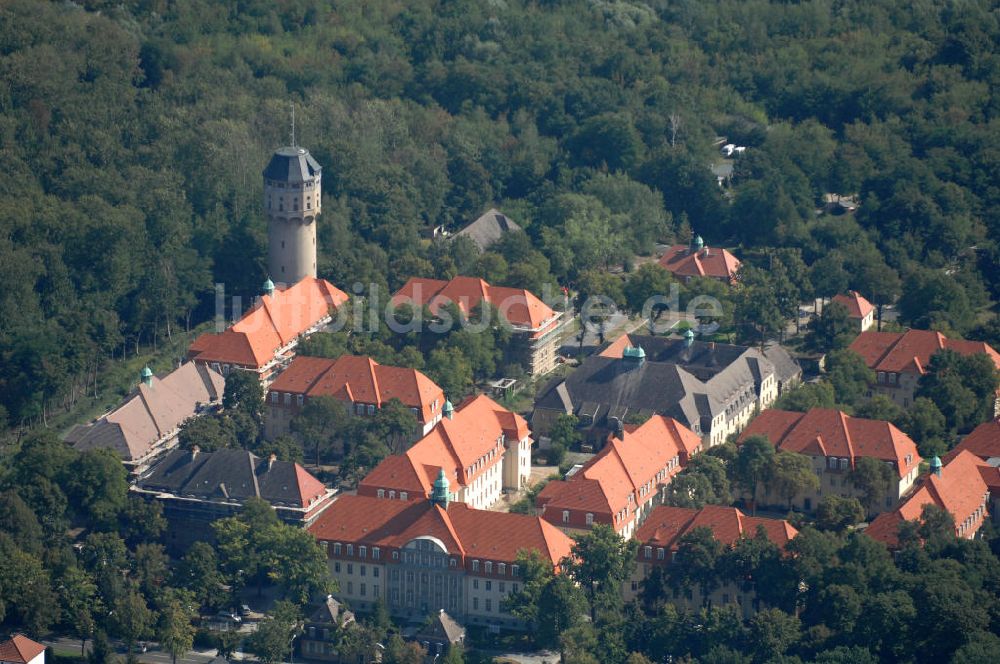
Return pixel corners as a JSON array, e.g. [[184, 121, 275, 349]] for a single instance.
[[269, 355, 443, 423], [359, 395, 529, 497], [948, 419, 1000, 463], [832, 291, 875, 319], [190, 277, 349, 369], [392, 276, 557, 331], [635, 505, 797, 553], [848, 329, 1000, 375], [294, 463, 330, 505], [308, 496, 573, 567], [537, 416, 698, 530], [740, 408, 921, 478], [0, 635, 45, 664], [867, 450, 991, 548], [658, 245, 741, 283]]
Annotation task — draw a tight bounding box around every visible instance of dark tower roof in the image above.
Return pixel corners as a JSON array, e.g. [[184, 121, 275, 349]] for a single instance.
[[263, 146, 322, 183]]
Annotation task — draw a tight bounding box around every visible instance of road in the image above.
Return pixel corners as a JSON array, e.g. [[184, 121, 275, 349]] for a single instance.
[[43, 636, 220, 664]]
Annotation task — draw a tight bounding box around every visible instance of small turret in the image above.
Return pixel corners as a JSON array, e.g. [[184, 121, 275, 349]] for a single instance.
[[622, 344, 646, 368], [141, 365, 153, 388], [443, 399, 454, 420], [683, 328, 695, 348], [930, 455, 942, 477], [692, 234, 704, 252], [432, 468, 450, 509], [263, 277, 275, 297]]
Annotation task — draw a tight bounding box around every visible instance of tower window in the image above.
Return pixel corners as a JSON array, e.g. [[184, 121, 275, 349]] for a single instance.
[[293, 200, 298, 211], [306, 200, 311, 210]]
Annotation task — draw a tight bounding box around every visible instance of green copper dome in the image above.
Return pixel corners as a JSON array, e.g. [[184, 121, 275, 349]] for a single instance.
[[432, 468, 450, 508], [263, 277, 275, 296], [443, 399, 454, 419], [623, 345, 646, 359], [141, 365, 153, 387], [693, 235, 704, 250], [930, 455, 942, 476]]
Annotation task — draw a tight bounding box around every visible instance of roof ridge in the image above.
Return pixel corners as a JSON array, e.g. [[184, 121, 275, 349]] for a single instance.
[[135, 385, 165, 440], [368, 357, 382, 405], [839, 410, 856, 462], [433, 504, 466, 556], [249, 450, 261, 498]]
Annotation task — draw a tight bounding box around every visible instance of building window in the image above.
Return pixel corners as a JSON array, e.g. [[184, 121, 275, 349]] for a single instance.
[[498, 563, 506, 575], [644, 546, 652, 559], [360, 583, 366, 596], [373, 567, 379, 577], [283, 393, 292, 405], [334, 562, 340, 573], [270, 392, 278, 404], [586, 513, 594, 526], [347, 564, 353, 574], [389, 491, 396, 500], [377, 489, 385, 498], [486, 599, 492, 612], [657, 548, 665, 560], [359, 546, 367, 559], [473, 598, 478, 610], [367, 404, 376, 415], [373, 547, 380, 560], [296, 394, 304, 406], [400, 492, 408, 501], [512, 564, 519, 577], [473, 579, 479, 590], [562, 510, 570, 523], [472, 560, 480, 572], [486, 581, 492, 591], [333, 543, 341, 555], [346, 544, 353, 556], [485, 562, 493, 574], [347, 582, 352, 594]]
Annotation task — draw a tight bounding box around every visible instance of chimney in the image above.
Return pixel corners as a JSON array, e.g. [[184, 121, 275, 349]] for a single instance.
[[268, 453, 277, 471], [190, 445, 200, 461]]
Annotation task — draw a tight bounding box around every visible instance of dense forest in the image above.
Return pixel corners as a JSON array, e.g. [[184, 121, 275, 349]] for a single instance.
[[2, 0, 999, 434], [2, 2, 1000, 661]]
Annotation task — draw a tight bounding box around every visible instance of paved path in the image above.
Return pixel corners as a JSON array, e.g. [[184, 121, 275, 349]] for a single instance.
[[43, 637, 220, 664]]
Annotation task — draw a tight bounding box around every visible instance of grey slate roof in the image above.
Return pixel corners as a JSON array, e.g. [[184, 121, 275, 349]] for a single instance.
[[453, 208, 522, 251], [415, 610, 465, 644], [308, 596, 355, 626], [763, 342, 802, 386], [65, 362, 224, 463], [262, 146, 322, 183], [534, 335, 800, 434], [137, 447, 313, 507]]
